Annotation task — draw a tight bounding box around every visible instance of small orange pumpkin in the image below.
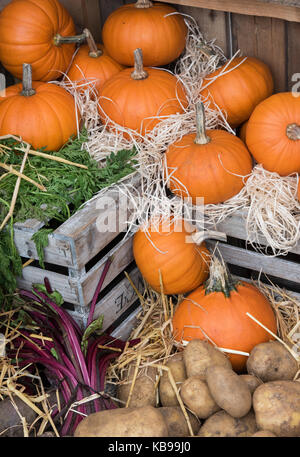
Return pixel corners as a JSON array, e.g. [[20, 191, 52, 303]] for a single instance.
[[165, 102, 253, 205], [200, 57, 273, 128], [67, 29, 123, 96], [246, 92, 300, 176], [102, 0, 187, 67], [238, 120, 249, 143], [0, 64, 79, 151], [172, 257, 277, 372], [0, 0, 86, 82], [98, 48, 188, 137], [133, 219, 226, 295]]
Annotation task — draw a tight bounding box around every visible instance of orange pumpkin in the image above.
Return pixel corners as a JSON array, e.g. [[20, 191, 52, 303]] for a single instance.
[[67, 29, 123, 96], [98, 48, 188, 137], [200, 57, 273, 128], [172, 258, 277, 372], [0, 64, 79, 151], [298, 179, 300, 202], [102, 0, 187, 67], [246, 92, 300, 176], [165, 102, 253, 205], [133, 219, 226, 295], [238, 120, 248, 143], [0, 0, 85, 82]]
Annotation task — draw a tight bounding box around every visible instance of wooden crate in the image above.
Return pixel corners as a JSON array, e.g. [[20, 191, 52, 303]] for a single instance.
[[15, 173, 144, 328]]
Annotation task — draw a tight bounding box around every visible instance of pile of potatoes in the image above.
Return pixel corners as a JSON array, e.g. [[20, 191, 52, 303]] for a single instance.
[[74, 339, 300, 437]]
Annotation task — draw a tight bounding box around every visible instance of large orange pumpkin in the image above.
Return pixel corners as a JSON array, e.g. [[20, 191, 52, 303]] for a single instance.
[[67, 29, 123, 96], [246, 92, 300, 176], [172, 258, 277, 372], [98, 48, 188, 137], [102, 0, 187, 67], [165, 102, 253, 205], [133, 219, 226, 295], [0, 0, 85, 81], [0, 64, 79, 151], [200, 57, 273, 128]]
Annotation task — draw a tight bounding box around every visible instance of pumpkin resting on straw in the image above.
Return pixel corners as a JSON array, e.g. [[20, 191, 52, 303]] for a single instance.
[[133, 218, 226, 295], [165, 102, 253, 205], [200, 57, 273, 128], [0, 0, 85, 81], [98, 48, 187, 137], [102, 0, 187, 67], [0, 64, 79, 151], [172, 257, 277, 372], [67, 29, 123, 96], [246, 92, 300, 176]]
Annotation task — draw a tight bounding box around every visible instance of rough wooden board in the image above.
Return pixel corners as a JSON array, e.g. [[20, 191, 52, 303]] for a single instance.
[[207, 241, 300, 284], [231, 14, 287, 91], [157, 0, 300, 22], [60, 0, 102, 41], [111, 306, 142, 341], [287, 20, 300, 90]]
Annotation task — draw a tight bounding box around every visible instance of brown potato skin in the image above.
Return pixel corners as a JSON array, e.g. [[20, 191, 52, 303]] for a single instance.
[[240, 374, 263, 394], [206, 365, 252, 418], [197, 410, 257, 437], [74, 406, 168, 437], [159, 406, 200, 437], [247, 341, 298, 382], [253, 381, 300, 437], [251, 431, 277, 437], [180, 376, 220, 419], [183, 340, 232, 379], [159, 353, 187, 407], [118, 365, 157, 408]]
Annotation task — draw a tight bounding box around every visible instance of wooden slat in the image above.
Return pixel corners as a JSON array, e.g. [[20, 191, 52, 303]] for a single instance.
[[231, 14, 287, 91], [111, 306, 142, 340], [287, 20, 300, 90], [60, 0, 102, 41], [207, 241, 300, 284], [157, 0, 300, 22]]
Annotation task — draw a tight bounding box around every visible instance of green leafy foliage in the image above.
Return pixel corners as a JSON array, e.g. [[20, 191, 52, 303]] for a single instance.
[[0, 220, 22, 303]]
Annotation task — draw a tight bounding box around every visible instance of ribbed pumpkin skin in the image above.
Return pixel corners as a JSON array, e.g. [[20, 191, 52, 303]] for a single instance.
[[133, 220, 211, 295], [172, 282, 277, 372], [0, 82, 78, 151], [239, 120, 248, 143], [166, 130, 253, 205], [246, 92, 300, 176], [98, 68, 188, 136], [102, 3, 187, 67], [0, 0, 76, 81], [201, 57, 273, 128], [67, 44, 123, 95]]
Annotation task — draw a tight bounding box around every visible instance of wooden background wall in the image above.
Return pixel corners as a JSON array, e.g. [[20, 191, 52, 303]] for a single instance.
[[0, 0, 299, 92]]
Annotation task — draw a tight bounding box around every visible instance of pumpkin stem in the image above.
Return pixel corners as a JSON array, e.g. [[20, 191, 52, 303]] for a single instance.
[[53, 32, 87, 47], [205, 256, 239, 298], [83, 28, 103, 58], [131, 48, 149, 80], [191, 230, 227, 245], [286, 123, 300, 141], [194, 102, 211, 145], [135, 0, 153, 8], [21, 64, 36, 97]]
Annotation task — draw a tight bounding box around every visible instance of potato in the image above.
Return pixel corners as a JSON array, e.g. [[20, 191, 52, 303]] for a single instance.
[[247, 341, 298, 382], [183, 339, 231, 379], [118, 364, 157, 408], [206, 365, 252, 418], [180, 376, 220, 419], [159, 406, 200, 437], [197, 410, 257, 437], [251, 431, 277, 437], [240, 374, 263, 394], [74, 405, 168, 437], [253, 380, 300, 437], [159, 353, 187, 407]]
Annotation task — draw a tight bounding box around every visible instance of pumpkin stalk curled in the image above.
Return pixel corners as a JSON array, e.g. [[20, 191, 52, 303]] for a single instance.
[[135, 0, 153, 8], [194, 102, 211, 145], [21, 64, 35, 97], [205, 256, 239, 298], [131, 48, 148, 80], [286, 123, 300, 141], [83, 28, 102, 58]]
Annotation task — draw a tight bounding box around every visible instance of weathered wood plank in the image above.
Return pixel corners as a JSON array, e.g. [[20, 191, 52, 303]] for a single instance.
[[206, 241, 300, 283], [111, 306, 142, 340], [157, 0, 300, 22], [287, 20, 300, 91], [60, 0, 102, 41]]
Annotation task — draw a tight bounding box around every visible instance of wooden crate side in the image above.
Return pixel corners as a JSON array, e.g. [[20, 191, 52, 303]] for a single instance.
[[60, 0, 102, 41], [110, 306, 142, 341]]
